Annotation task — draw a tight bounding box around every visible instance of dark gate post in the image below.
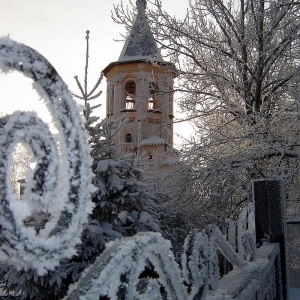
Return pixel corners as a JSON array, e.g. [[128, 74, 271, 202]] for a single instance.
[[253, 179, 289, 300]]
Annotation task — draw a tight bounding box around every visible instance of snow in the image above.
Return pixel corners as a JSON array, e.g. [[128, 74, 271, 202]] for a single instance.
[[117, 210, 129, 224], [161, 153, 179, 165], [140, 135, 169, 146], [117, 3, 163, 64], [224, 218, 236, 248], [206, 225, 245, 268], [116, 210, 160, 232], [121, 54, 162, 62], [182, 230, 211, 298], [62, 222, 287, 299], [139, 211, 154, 224], [240, 231, 256, 262], [101, 223, 123, 239]]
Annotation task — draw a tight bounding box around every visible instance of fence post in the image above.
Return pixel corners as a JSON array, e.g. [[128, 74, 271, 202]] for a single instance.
[[253, 179, 289, 300]]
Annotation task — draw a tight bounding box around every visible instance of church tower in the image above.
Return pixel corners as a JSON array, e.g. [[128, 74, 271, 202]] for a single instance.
[[102, 0, 176, 171]]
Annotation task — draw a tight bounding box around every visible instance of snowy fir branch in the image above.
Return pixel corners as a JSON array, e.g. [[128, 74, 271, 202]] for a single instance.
[[0, 37, 94, 275]]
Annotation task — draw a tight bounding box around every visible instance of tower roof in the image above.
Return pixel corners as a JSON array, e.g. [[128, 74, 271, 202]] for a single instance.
[[102, 0, 176, 76], [118, 0, 162, 62]]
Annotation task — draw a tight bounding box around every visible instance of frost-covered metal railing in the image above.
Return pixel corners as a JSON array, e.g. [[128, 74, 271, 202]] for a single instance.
[[221, 203, 285, 300], [209, 243, 281, 300], [62, 218, 281, 300], [63, 225, 256, 300], [0, 38, 94, 275], [0, 39, 284, 300], [224, 204, 256, 259]]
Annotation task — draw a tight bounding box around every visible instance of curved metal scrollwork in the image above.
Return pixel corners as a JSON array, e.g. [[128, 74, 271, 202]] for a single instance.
[[181, 229, 217, 299], [64, 225, 255, 300], [64, 232, 188, 300], [0, 37, 94, 275]]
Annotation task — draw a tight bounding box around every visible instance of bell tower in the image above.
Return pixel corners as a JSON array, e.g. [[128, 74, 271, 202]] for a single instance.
[[102, 0, 176, 171]]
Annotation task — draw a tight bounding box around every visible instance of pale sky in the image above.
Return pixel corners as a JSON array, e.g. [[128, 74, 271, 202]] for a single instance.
[[0, 0, 191, 146]]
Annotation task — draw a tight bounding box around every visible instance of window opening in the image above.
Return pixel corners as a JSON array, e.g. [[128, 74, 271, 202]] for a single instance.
[[148, 82, 158, 110], [125, 133, 133, 143], [124, 80, 136, 110]]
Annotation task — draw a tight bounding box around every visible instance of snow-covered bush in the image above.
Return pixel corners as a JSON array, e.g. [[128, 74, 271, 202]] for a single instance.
[[91, 153, 160, 231]]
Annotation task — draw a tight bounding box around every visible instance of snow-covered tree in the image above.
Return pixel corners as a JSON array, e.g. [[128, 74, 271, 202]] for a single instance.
[[114, 0, 300, 221], [146, 160, 193, 255]]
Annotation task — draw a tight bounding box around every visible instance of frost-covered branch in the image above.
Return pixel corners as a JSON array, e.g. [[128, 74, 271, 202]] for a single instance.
[[113, 0, 300, 221]]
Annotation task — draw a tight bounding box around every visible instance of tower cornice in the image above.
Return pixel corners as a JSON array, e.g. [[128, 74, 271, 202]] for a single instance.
[[102, 59, 177, 78]]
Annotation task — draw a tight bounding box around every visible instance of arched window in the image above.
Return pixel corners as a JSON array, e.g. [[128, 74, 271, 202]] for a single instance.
[[148, 82, 158, 110], [124, 80, 136, 110], [125, 133, 133, 143]]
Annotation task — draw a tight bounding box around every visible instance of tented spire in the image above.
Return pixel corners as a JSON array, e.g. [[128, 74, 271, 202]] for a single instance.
[[118, 0, 161, 62]]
